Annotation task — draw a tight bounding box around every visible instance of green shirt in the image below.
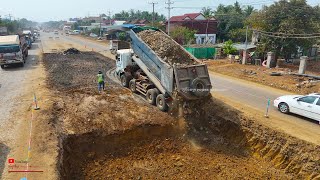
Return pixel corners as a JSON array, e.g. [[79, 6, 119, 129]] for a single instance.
[[97, 74, 105, 83]]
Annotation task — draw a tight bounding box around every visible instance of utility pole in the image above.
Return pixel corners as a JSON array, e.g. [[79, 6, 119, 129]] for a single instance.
[[107, 11, 112, 26], [99, 14, 102, 37], [242, 25, 249, 65], [149, 2, 158, 26], [165, 0, 174, 35]]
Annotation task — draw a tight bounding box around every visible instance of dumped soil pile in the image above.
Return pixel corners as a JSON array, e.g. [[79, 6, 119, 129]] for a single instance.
[[63, 48, 80, 55], [138, 30, 197, 66]]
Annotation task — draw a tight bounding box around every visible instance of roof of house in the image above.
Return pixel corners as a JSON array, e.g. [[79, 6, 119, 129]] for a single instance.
[[184, 13, 202, 19], [169, 15, 189, 22]]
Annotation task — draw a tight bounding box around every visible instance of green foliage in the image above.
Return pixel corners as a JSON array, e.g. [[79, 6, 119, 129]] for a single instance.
[[118, 32, 126, 41], [246, 0, 320, 59], [170, 26, 196, 45], [90, 28, 100, 36], [148, 22, 165, 31], [42, 21, 64, 29], [202, 7, 214, 18], [229, 28, 252, 43], [113, 9, 166, 22], [0, 18, 38, 34], [223, 40, 237, 55], [214, 2, 254, 42]]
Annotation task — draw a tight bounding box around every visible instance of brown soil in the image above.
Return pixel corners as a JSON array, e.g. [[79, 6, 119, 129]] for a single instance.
[[41, 51, 320, 179], [138, 30, 197, 66], [207, 60, 320, 94]]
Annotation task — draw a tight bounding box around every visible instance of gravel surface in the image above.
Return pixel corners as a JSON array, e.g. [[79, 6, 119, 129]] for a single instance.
[[138, 30, 197, 66]]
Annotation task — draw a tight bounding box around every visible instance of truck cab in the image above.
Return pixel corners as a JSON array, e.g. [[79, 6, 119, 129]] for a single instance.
[[115, 49, 134, 77], [0, 35, 28, 68]]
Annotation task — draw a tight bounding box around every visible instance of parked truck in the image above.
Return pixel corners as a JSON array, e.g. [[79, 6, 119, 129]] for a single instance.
[[0, 35, 28, 69], [115, 27, 212, 111]]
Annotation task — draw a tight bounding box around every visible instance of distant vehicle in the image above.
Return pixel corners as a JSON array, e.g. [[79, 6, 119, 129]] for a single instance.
[[0, 35, 28, 68], [71, 30, 80, 35], [23, 30, 34, 42], [89, 33, 98, 38], [54, 30, 59, 35], [25, 35, 32, 49], [274, 93, 320, 122]]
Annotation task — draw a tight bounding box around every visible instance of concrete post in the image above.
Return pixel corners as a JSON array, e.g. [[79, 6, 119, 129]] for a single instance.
[[266, 52, 275, 68], [242, 50, 247, 64], [298, 56, 308, 74]]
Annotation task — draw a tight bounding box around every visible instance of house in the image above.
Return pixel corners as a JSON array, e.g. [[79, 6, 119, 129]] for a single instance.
[[124, 19, 150, 26], [166, 13, 218, 44]]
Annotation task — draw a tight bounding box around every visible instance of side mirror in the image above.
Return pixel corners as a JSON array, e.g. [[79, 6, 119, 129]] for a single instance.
[[297, 98, 302, 101]]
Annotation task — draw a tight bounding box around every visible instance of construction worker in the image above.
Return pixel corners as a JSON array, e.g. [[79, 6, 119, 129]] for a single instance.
[[97, 70, 105, 93]]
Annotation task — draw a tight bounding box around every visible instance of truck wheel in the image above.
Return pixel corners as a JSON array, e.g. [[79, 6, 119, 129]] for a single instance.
[[156, 94, 168, 112], [146, 89, 156, 105], [129, 79, 137, 93], [190, 78, 210, 97], [153, 88, 160, 97], [20, 62, 24, 67], [0, 65, 5, 69], [120, 74, 129, 87]]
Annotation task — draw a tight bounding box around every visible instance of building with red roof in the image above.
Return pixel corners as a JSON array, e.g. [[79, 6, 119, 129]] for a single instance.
[[166, 13, 218, 44]]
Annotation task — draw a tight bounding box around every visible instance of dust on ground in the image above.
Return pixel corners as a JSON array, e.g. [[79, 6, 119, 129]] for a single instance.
[[41, 50, 320, 179], [207, 59, 320, 94], [138, 30, 197, 66]]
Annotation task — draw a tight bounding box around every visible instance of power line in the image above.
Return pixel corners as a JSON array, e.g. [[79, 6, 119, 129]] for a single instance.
[[166, 0, 174, 35], [255, 30, 320, 38], [149, 2, 158, 26], [253, 29, 320, 36]]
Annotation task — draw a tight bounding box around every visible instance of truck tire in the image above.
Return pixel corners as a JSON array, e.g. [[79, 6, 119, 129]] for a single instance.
[[0, 65, 5, 69], [26, 50, 29, 57], [129, 79, 137, 93], [153, 88, 160, 97], [20, 62, 24, 67], [120, 74, 129, 87], [146, 89, 156, 105], [190, 78, 210, 97], [156, 94, 168, 112]]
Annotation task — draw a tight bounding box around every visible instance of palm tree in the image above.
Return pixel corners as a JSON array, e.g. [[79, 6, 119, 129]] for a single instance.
[[202, 7, 213, 18]]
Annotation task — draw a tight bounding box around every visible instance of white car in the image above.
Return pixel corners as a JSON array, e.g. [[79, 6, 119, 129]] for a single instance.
[[274, 93, 320, 122]]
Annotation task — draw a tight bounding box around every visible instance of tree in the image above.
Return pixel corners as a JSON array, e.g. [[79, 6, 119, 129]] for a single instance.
[[113, 10, 166, 22], [170, 26, 196, 45], [214, 2, 254, 42], [202, 7, 213, 18], [246, 0, 320, 59], [223, 40, 237, 55]]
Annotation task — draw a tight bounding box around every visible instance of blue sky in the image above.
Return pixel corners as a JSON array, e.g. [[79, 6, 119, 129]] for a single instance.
[[0, 0, 319, 22]]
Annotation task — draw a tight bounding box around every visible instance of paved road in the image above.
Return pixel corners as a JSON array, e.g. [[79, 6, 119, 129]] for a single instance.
[[47, 32, 320, 145]]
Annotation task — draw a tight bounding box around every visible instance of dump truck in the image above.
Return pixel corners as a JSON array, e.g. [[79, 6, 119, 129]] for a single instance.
[[115, 27, 212, 111], [0, 35, 28, 69]]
